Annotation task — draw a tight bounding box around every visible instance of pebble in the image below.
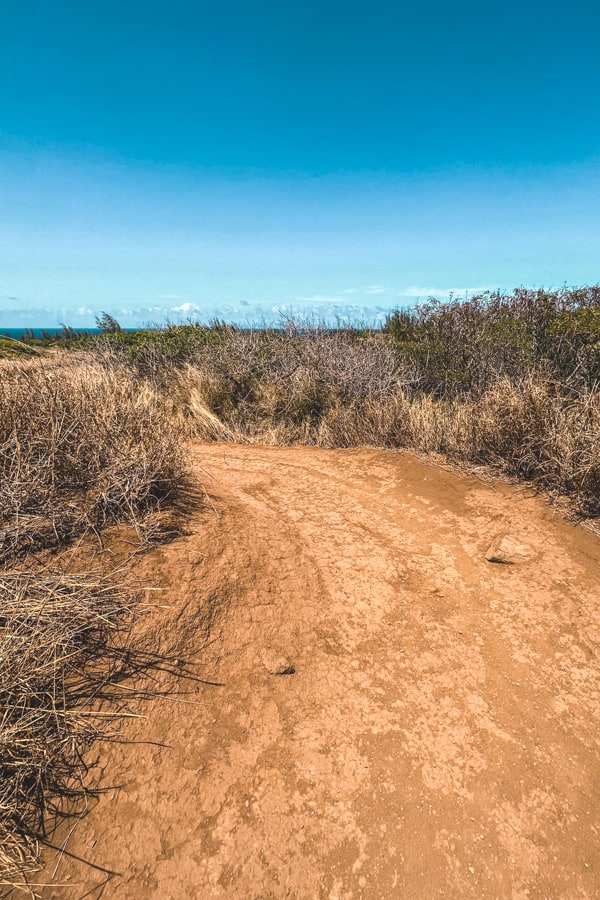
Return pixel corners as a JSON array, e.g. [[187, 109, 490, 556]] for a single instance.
[[260, 648, 296, 675]]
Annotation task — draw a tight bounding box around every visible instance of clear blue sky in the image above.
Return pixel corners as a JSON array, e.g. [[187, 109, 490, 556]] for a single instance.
[[1, 0, 599, 326]]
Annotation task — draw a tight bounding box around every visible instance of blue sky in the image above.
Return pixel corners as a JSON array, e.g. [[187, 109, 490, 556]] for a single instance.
[[1, 0, 599, 326]]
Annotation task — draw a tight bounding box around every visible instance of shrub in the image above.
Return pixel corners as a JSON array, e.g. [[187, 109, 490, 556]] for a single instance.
[[383, 287, 600, 395]]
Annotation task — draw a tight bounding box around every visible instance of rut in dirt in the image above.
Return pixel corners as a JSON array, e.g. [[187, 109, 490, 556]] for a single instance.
[[43, 445, 600, 899]]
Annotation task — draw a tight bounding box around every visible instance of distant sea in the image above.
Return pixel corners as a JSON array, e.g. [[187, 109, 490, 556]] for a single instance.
[[1, 327, 139, 339]]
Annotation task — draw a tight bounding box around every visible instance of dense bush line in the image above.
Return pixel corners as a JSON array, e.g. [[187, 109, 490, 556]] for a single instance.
[[5, 286, 598, 519], [10, 285, 599, 391], [83, 286, 600, 518], [382, 286, 600, 395]]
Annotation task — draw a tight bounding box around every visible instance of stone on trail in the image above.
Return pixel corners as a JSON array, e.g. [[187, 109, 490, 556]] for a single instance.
[[260, 648, 296, 675], [485, 534, 532, 565]]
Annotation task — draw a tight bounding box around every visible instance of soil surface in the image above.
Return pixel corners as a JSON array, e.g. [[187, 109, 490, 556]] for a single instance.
[[42, 445, 600, 899]]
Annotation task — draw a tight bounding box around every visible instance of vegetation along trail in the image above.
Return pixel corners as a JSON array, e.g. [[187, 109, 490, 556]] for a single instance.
[[45, 444, 600, 899]]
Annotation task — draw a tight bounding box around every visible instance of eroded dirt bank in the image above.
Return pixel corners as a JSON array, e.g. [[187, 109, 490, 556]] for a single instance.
[[43, 445, 600, 898]]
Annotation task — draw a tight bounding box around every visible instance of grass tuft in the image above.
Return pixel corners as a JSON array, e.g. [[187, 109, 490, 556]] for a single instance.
[[0, 357, 187, 561], [0, 571, 143, 889]]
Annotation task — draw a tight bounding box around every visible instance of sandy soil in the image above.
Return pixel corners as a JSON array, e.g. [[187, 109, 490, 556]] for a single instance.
[[40, 445, 600, 899]]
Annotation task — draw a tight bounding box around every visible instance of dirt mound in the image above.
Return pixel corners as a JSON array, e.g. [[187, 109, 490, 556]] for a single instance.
[[40, 445, 600, 898]]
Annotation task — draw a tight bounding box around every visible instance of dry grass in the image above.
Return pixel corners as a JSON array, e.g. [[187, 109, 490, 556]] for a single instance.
[[424, 378, 600, 516], [0, 354, 191, 892], [0, 570, 145, 890], [172, 327, 414, 443], [0, 357, 187, 561]]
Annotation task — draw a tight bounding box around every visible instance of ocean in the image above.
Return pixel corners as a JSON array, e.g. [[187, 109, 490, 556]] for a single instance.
[[1, 327, 137, 339]]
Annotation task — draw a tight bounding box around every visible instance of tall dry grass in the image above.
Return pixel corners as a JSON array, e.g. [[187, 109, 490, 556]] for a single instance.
[[433, 378, 600, 514], [0, 357, 186, 560], [168, 327, 415, 443], [0, 572, 142, 888], [0, 355, 190, 892]]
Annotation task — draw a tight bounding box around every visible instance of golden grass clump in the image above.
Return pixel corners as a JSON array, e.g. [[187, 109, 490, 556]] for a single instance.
[[457, 378, 600, 514], [0, 571, 141, 890], [0, 357, 187, 560], [0, 354, 191, 889]]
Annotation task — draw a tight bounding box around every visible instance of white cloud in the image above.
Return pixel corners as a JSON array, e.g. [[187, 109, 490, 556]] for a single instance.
[[171, 302, 201, 314], [365, 285, 394, 295], [75, 306, 94, 316]]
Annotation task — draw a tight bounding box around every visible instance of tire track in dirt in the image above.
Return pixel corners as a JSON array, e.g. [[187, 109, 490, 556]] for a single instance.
[[43, 445, 600, 899]]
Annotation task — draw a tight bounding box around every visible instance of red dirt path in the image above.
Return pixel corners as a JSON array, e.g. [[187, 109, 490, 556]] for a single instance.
[[43, 445, 600, 899]]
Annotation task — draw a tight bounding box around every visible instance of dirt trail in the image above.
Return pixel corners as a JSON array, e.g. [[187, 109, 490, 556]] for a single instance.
[[43, 445, 600, 899]]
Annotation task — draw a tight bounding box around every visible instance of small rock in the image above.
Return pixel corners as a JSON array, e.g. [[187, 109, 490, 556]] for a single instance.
[[260, 648, 295, 675], [485, 535, 531, 565]]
